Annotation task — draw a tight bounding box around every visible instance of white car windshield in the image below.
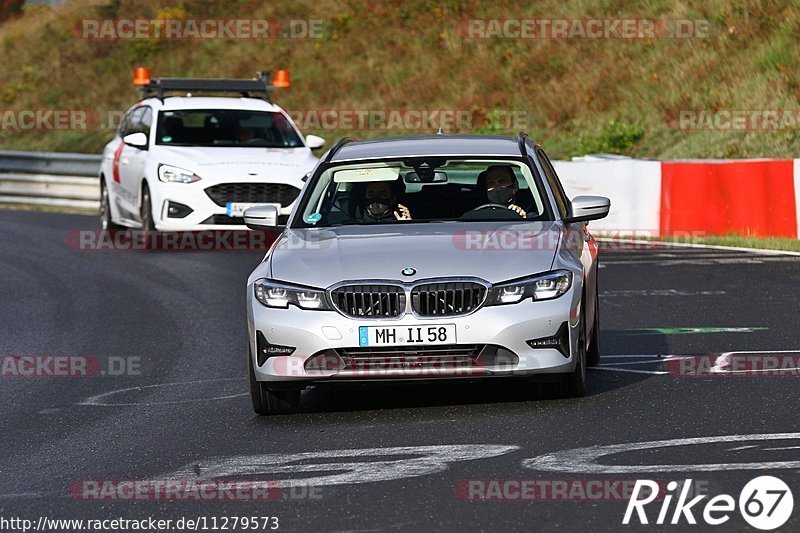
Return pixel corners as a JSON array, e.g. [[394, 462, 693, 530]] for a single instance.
[[295, 160, 551, 227], [155, 109, 303, 148]]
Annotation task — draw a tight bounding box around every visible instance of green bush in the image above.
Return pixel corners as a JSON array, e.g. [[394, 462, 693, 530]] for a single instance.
[[578, 120, 645, 155]]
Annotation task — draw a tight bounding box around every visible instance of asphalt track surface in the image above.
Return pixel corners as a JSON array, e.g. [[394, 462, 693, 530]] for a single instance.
[[1, 208, 799, 532]]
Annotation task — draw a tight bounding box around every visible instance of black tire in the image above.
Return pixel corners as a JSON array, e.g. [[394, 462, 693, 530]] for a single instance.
[[248, 347, 300, 415], [140, 182, 156, 231], [587, 282, 601, 367], [100, 179, 123, 230], [560, 307, 587, 398]]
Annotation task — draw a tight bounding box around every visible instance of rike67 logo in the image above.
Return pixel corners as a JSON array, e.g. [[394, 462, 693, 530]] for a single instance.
[[624, 476, 793, 530]]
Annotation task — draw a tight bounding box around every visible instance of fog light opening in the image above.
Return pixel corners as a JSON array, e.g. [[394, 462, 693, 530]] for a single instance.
[[526, 322, 570, 358], [166, 201, 193, 219], [256, 331, 296, 366]]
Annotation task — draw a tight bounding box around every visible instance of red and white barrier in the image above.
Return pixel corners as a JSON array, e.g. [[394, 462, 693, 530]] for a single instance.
[[554, 157, 800, 238], [553, 157, 661, 236], [794, 159, 800, 239]]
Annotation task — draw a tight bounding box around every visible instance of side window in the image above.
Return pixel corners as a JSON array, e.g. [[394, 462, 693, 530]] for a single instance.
[[117, 109, 134, 137], [538, 149, 570, 219], [138, 107, 153, 137], [122, 107, 145, 138]]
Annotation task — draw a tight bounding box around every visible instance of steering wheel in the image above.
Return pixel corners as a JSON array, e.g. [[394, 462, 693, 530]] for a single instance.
[[461, 202, 525, 220], [473, 203, 511, 211]]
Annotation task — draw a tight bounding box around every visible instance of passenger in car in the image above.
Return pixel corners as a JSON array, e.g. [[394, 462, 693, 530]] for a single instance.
[[351, 178, 413, 221], [478, 165, 528, 218]]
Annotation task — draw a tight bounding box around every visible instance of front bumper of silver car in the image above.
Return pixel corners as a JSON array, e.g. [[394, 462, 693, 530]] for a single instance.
[[246, 280, 582, 384]]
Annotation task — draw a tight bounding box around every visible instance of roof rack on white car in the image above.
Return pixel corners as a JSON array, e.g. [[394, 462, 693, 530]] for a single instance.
[[131, 67, 291, 102]]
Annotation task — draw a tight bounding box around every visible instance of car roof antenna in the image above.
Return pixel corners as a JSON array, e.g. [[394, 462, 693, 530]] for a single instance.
[[436, 127, 445, 135]]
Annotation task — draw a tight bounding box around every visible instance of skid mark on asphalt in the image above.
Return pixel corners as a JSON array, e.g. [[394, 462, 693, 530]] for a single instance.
[[78, 377, 245, 406], [522, 433, 800, 473], [166, 445, 520, 488]]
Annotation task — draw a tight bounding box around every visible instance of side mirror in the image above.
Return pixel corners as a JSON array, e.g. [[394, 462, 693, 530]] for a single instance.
[[244, 205, 278, 229], [122, 132, 148, 150], [305, 134, 326, 150], [564, 195, 610, 223]]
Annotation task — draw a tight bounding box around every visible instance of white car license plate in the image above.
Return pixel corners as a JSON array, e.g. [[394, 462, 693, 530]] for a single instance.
[[358, 324, 456, 347], [226, 202, 280, 217]]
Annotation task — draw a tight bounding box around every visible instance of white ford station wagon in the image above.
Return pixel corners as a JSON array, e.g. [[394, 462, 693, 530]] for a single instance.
[[99, 69, 324, 231]]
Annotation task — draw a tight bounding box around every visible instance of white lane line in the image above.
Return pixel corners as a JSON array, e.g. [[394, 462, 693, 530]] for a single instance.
[[601, 354, 671, 358], [602, 255, 796, 260], [590, 367, 669, 375], [713, 368, 800, 375], [600, 258, 797, 266], [601, 289, 726, 297], [597, 360, 673, 366], [79, 377, 244, 407], [522, 433, 800, 474], [600, 350, 800, 357], [717, 349, 800, 354], [598, 352, 800, 375]]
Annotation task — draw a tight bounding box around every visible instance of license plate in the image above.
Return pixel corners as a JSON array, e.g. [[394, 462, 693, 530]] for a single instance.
[[226, 202, 280, 217], [358, 324, 456, 347]]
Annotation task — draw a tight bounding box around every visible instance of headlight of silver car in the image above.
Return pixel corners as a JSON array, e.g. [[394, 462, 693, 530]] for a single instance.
[[254, 279, 331, 310], [158, 164, 201, 183], [486, 270, 573, 305]]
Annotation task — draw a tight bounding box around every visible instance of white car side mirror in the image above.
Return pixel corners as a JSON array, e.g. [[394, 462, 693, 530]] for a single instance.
[[305, 134, 326, 150], [122, 132, 148, 150]]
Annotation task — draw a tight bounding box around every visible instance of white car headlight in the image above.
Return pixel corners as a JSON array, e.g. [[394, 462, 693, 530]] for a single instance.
[[254, 279, 331, 310], [486, 270, 573, 305], [158, 164, 201, 183]]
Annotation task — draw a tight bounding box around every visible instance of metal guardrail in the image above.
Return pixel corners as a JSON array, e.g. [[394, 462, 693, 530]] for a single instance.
[[0, 150, 101, 210]]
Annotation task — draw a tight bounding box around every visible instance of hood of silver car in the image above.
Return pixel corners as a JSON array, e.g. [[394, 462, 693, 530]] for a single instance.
[[268, 221, 562, 288]]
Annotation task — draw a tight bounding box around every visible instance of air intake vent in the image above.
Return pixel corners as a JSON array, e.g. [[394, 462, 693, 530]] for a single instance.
[[204, 183, 301, 207], [411, 281, 486, 316], [330, 285, 405, 318]]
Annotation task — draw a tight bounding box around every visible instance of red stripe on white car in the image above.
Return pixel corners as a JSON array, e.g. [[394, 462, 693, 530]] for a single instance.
[[112, 142, 124, 183]]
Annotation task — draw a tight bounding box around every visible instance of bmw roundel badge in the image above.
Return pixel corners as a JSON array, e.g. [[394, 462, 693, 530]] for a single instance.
[[401, 267, 416, 276]]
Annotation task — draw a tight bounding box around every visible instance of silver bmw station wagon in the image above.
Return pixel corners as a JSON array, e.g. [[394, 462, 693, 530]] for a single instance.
[[244, 134, 610, 414]]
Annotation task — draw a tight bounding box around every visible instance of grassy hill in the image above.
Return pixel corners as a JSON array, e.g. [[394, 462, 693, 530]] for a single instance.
[[0, 0, 798, 159]]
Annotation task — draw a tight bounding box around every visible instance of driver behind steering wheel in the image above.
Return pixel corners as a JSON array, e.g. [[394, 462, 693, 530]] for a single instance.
[[480, 165, 527, 218]]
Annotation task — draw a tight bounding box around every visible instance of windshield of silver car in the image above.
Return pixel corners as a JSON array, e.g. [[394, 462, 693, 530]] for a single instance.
[[296, 160, 550, 227]]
